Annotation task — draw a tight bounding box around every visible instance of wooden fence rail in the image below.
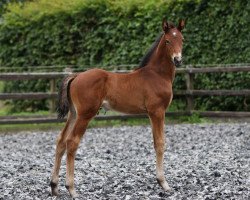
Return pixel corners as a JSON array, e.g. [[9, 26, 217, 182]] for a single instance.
[[0, 65, 250, 124]]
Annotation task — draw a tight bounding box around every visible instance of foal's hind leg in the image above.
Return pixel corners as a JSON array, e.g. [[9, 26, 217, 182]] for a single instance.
[[149, 109, 171, 192], [50, 112, 76, 196], [65, 115, 92, 198]]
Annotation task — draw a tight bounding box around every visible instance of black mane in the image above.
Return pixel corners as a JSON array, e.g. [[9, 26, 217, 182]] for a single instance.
[[138, 33, 163, 68]]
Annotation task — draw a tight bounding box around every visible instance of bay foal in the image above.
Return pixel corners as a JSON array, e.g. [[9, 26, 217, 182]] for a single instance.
[[50, 19, 185, 198]]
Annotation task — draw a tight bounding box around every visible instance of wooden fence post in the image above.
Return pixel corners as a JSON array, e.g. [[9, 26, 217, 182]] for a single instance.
[[185, 72, 194, 112], [49, 78, 56, 113]]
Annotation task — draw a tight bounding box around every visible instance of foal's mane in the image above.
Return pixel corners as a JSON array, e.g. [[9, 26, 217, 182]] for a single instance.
[[138, 33, 163, 68]]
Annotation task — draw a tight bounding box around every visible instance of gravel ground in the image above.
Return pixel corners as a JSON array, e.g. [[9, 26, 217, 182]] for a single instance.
[[0, 123, 249, 200]]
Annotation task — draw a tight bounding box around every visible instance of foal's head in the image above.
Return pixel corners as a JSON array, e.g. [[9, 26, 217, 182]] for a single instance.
[[162, 19, 185, 67]]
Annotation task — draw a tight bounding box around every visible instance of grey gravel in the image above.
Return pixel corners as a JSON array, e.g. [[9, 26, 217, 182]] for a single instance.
[[0, 123, 249, 200]]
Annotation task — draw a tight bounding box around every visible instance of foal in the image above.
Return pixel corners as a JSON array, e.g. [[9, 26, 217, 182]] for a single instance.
[[50, 19, 185, 198]]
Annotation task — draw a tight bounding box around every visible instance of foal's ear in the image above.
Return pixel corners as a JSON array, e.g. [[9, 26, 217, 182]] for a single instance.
[[178, 19, 185, 32], [162, 18, 169, 33]]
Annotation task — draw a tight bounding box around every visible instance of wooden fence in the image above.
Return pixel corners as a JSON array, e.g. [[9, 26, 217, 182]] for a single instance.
[[0, 65, 250, 124]]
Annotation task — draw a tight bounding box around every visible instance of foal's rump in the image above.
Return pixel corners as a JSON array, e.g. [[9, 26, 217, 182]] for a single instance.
[[69, 69, 109, 117]]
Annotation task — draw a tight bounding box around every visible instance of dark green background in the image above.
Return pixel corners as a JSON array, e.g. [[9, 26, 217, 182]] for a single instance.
[[0, 0, 249, 112]]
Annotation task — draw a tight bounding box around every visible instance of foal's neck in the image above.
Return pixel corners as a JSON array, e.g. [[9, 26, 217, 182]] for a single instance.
[[147, 34, 176, 83]]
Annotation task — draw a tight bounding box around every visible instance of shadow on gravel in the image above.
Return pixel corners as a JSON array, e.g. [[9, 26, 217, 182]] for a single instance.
[[0, 123, 249, 199]]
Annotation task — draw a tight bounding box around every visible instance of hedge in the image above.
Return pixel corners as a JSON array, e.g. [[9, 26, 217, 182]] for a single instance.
[[0, 0, 249, 112], [0, 0, 30, 17]]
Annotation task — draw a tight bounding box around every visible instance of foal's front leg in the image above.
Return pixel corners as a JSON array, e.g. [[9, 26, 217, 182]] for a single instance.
[[149, 110, 171, 191]]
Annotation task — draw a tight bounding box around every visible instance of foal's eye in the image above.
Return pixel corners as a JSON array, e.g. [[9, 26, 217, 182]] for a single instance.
[[165, 40, 170, 45]]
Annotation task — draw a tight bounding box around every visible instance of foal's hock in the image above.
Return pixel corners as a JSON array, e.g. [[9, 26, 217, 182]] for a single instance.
[[50, 19, 185, 198]]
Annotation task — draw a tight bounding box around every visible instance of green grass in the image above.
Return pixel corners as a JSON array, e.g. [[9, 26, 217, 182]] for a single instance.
[[178, 113, 209, 124], [89, 118, 151, 128], [0, 97, 209, 133], [0, 118, 151, 133], [0, 123, 64, 133], [0, 114, 210, 133]]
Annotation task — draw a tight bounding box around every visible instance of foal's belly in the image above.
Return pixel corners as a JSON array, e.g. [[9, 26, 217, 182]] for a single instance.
[[102, 95, 147, 114]]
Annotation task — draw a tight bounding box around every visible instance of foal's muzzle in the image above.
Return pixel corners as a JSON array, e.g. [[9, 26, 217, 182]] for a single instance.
[[173, 57, 182, 67]]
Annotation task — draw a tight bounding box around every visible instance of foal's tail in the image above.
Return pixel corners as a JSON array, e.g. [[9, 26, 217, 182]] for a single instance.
[[57, 74, 77, 119]]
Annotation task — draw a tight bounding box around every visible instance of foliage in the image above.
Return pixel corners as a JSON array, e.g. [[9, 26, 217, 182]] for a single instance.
[[178, 113, 207, 124], [0, 0, 249, 112], [0, 0, 31, 17], [194, 71, 250, 111]]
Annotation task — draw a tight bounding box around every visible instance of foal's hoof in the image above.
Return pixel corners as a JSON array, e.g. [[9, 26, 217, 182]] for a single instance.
[[65, 185, 78, 199], [50, 181, 59, 196], [71, 193, 79, 199], [161, 182, 172, 192], [157, 179, 172, 192], [51, 188, 59, 197]]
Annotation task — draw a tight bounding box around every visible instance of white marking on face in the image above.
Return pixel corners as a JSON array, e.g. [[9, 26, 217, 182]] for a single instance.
[[172, 52, 182, 61], [173, 32, 177, 37]]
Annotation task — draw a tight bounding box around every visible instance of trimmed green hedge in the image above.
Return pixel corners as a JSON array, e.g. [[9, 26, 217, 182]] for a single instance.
[[0, 0, 30, 16], [1, 0, 249, 67], [0, 0, 249, 112]]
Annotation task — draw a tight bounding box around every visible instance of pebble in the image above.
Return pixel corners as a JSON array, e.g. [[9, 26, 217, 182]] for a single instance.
[[0, 123, 249, 199]]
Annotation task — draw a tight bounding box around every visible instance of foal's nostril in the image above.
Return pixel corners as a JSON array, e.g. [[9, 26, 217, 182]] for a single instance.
[[174, 57, 182, 67]]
